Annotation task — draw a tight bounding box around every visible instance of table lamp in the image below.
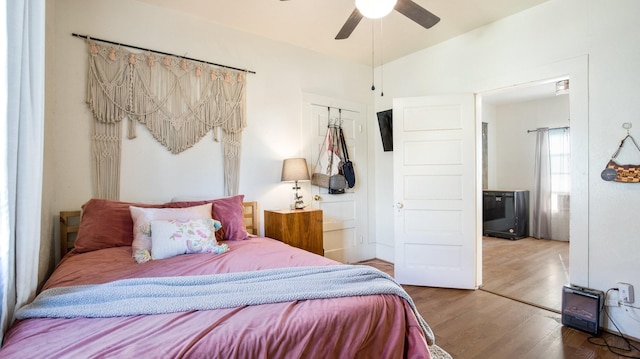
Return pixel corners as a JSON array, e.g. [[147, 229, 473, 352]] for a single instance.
[[281, 158, 311, 209]]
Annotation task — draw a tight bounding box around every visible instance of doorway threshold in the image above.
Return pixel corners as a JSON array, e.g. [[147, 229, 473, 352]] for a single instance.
[[479, 286, 561, 314]]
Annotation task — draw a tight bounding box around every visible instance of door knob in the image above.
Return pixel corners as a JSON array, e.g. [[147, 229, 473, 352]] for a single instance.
[[314, 195, 322, 201], [396, 202, 404, 209]]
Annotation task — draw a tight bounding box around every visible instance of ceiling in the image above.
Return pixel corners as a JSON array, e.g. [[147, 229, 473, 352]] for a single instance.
[[135, 0, 549, 66]]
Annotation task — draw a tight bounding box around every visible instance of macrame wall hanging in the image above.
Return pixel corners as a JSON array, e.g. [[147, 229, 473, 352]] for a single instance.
[[85, 39, 247, 200]]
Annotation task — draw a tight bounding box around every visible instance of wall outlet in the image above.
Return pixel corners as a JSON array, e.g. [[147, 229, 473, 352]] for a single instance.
[[617, 282, 634, 304]]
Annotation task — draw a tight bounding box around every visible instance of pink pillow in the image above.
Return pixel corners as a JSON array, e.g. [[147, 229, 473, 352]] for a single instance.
[[167, 195, 248, 241], [74, 198, 164, 253], [129, 203, 213, 263]]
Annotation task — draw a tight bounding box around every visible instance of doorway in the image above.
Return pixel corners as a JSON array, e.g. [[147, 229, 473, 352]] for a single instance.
[[388, 55, 588, 293], [478, 79, 571, 312]]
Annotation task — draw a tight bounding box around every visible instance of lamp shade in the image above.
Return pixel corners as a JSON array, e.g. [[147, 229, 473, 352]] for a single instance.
[[355, 0, 397, 19], [281, 158, 311, 182]]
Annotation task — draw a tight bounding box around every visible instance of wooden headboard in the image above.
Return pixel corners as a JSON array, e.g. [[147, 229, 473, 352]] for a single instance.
[[59, 201, 260, 257], [59, 210, 81, 256], [242, 201, 259, 237]]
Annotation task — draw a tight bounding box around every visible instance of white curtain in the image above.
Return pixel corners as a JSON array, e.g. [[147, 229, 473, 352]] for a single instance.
[[1, 0, 46, 342], [549, 128, 571, 241], [532, 128, 551, 239]]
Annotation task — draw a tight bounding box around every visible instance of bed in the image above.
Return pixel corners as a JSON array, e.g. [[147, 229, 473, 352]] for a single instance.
[[0, 195, 436, 358]]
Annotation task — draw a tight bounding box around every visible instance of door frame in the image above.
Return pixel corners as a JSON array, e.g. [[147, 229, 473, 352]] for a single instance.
[[475, 55, 589, 287]]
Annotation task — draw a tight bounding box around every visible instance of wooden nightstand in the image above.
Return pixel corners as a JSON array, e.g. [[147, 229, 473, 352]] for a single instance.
[[264, 208, 323, 256]]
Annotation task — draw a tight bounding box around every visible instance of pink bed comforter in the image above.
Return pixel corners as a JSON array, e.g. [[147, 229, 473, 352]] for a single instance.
[[1, 237, 431, 358]]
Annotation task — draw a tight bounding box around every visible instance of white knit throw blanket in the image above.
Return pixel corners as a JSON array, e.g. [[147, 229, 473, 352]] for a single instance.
[[16, 265, 435, 345]]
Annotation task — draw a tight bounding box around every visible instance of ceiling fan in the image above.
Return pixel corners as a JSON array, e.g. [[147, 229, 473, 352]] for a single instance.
[[281, 0, 440, 40], [337, 0, 440, 39]]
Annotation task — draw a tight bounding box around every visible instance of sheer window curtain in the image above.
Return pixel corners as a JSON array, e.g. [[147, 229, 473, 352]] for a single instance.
[[532, 127, 571, 241], [1, 0, 46, 342], [532, 128, 551, 239]]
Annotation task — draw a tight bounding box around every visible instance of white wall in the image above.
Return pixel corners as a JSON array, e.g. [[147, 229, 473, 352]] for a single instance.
[[42, 0, 373, 276], [494, 95, 570, 192], [374, 0, 640, 339]]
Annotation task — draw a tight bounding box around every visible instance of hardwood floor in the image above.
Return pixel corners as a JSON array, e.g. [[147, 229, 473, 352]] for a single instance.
[[359, 259, 640, 359], [481, 236, 569, 312]]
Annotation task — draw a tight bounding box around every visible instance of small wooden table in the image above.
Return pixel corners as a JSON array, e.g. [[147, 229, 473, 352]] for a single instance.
[[264, 208, 323, 256]]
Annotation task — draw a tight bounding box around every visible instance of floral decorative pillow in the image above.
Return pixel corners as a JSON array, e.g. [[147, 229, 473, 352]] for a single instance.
[[129, 203, 213, 263], [167, 195, 248, 241], [150, 218, 228, 260]]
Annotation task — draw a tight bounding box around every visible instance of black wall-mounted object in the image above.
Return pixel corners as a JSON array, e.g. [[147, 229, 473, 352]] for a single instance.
[[376, 109, 393, 152]]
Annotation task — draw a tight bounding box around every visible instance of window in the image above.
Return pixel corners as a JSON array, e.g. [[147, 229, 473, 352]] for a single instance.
[[549, 128, 570, 212]]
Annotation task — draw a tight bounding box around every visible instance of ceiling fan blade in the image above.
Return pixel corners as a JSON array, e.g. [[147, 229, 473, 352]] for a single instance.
[[395, 0, 440, 29], [335, 8, 363, 40]]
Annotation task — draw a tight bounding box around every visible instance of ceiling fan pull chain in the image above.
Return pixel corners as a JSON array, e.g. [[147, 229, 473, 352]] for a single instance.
[[380, 19, 384, 97], [371, 20, 375, 91]]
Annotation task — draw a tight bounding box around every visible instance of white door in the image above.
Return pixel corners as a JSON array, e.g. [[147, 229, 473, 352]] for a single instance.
[[393, 94, 479, 289], [302, 95, 368, 264]]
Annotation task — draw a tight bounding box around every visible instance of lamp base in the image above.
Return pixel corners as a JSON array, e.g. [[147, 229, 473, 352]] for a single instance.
[[293, 200, 305, 210], [291, 180, 306, 210]]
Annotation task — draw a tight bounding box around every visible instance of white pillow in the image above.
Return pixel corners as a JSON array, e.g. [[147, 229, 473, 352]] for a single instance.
[[150, 218, 227, 260], [129, 203, 213, 263]]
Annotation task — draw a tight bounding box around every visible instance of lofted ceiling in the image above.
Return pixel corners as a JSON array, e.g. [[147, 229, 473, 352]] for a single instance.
[[134, 0, 549, 66]]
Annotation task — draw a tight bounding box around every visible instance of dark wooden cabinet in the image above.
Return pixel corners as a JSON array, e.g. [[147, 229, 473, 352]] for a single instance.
[[264, 208, 323, 256]]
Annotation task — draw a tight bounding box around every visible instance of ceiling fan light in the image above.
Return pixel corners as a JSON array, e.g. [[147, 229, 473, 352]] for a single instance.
[[355, 0, 397, 19]]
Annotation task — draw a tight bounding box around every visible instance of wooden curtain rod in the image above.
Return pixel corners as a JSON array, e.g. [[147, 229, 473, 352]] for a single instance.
[[72, 33, 256, 74], [527, 126, 569, 133]]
